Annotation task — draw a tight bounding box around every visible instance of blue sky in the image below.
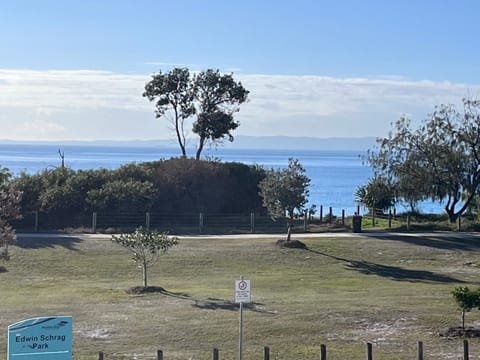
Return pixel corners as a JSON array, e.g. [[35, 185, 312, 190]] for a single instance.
[[0, 0, 479, 141]]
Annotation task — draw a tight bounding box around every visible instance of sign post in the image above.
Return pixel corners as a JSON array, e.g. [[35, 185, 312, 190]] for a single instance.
[[8, 316, 72, 360], [234, 276, 251, 360]]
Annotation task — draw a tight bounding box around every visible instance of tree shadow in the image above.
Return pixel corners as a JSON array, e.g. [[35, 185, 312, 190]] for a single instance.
[[15, 236, 83, 251], [192, 297, 273, 314], [307, 248, 465, 283], [363, 233, 480, 252]]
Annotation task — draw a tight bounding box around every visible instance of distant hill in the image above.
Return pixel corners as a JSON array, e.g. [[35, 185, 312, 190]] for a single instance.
[[0, 136, 377, 151]]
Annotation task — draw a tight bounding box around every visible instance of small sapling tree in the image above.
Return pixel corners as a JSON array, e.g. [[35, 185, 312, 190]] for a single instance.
[[112, 227, 178, 290], [259, 158, 310, 245], [452, 286, 480, 329]]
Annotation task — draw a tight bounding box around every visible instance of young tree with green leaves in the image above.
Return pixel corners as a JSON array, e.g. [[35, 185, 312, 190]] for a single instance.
[[112, 227, 178, 289], [452, 286, 480, 329], [259, 158, 310, 242]]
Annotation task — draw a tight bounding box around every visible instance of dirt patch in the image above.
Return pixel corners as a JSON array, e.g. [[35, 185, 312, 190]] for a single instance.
[[440, 326, 480, 337], [276, 239, 307, 249]]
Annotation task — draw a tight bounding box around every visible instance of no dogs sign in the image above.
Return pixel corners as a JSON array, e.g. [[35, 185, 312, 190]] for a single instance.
[[234, 278, 251, 303]]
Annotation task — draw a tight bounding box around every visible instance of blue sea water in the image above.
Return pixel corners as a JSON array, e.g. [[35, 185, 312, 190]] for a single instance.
[[0, 143, 444, 215]]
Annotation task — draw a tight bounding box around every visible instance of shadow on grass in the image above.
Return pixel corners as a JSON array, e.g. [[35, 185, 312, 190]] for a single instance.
[[15, 236, 83, 250], [192, 298, 272, 314], [363, 233, 480, 252], [307, 248, 464, 283]]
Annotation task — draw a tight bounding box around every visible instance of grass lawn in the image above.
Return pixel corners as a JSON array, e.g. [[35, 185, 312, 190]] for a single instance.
[[1, 232, 480, 359]]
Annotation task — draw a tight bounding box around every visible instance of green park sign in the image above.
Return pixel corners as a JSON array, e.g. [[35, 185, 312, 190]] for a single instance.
[[8, 316, 72, 360]]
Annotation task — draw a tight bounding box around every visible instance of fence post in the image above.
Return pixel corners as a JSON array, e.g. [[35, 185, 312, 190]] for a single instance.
[[304, 210, 308, 232], [417, 341, 423, 360], [98, 352, 104, 360], [157, 349, 163, 360], [34, 210, 39, 232], [464, 339, 469, 360], [146, 212, 151, 230], [388, 210, 392, 229], [213, 347, 219, 360], [320, 344, 327, 360], [199, 213, 204, 234], [342, 209, 345, 225], [264, 346, 270, 360], [319, 205, 323, 223], [366, 342, 373, 360], [250, 213, 255, 233], [329, 207, 333, 224], [92, 212, 97, 233]]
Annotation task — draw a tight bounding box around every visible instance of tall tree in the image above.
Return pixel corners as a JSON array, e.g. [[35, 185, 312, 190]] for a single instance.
[[143, 68, 248, 159], [143, 68, 195, 157], [193, 69, 249, 159], [367, 99, 480, 222], [259, 158, 310, 241]]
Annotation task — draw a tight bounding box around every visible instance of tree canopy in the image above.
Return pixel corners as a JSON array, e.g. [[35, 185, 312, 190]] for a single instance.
[[366, 99, 480, 222], [258, 158, 310, 241], [144, 68, 248, 159]]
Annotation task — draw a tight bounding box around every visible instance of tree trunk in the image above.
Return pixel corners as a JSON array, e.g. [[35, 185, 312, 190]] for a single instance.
[[143, 261, 148, 288], [286, 223, 292, 241], [174, 108, 187, 157], [462, 310, 465, 330], [196, 137, 205, 160]]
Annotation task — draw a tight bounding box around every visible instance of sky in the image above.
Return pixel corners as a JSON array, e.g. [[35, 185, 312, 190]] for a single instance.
[[1, 0, 480, 142]]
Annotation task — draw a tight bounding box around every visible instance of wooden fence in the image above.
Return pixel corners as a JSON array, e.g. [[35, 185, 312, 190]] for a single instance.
[[97, 340, 474, 359]]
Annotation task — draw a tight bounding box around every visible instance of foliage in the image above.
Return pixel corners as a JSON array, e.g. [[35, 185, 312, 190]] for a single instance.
[[451, 286, 480, 329], [192, 69, 249, 159], [258, 158, 310, 241], [86, 179, 157, 213], [355, 176, 395, 214], [112, 227, 178, 288], [144, 67, 248, 159], [0, 183, 22, 262], [143, 68, 195, 157], [366, 99, 480, 222], [10, 159, 266, 228]]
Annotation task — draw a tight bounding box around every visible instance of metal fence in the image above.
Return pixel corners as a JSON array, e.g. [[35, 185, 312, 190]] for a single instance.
[[12, 207, 474, 234]]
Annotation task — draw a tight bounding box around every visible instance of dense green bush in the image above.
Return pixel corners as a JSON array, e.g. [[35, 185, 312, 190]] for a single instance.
[[9, 158, 266, 221]]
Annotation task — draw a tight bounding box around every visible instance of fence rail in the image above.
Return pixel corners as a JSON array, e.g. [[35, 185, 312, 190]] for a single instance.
[[96, 340, 473, 359], [11, 206, 473, 235]]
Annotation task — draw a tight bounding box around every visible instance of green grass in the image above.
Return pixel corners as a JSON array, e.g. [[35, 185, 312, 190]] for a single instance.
[[2, 233, 480, 359]]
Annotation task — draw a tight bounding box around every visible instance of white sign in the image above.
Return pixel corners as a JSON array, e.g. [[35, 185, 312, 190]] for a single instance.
[[234, 278, 251, 303]]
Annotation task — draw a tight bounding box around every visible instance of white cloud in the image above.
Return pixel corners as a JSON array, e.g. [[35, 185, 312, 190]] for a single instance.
[[0, 68, 479, 141]]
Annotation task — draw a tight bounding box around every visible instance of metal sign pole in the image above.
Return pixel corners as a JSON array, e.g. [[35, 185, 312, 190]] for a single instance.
[[235, 275, 250, 360], [239, 301, 244, 360]]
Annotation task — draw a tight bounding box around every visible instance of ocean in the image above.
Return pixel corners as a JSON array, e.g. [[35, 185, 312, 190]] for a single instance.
[[0, 143, 444, 215]]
